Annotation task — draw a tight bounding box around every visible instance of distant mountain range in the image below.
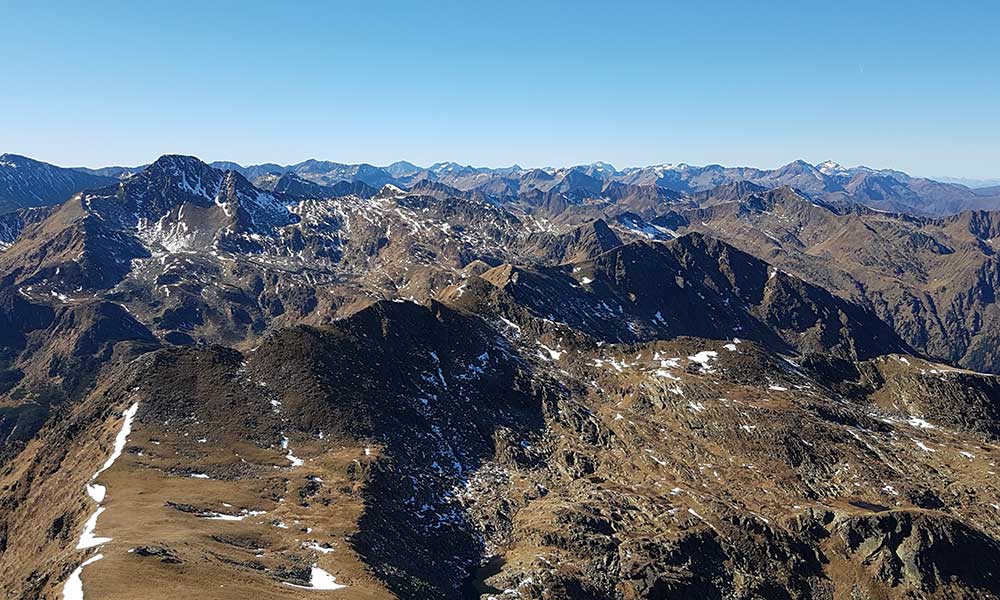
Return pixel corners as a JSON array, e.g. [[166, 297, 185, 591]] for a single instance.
[[934, 175, 1000, 189], [218, 157, 1000, 216], [3, 152, 998, 219]]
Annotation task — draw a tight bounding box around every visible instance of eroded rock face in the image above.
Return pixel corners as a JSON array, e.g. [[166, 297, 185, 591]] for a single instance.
[[826, 510, 1000, 597], [679, 187, 1000, 374], [862, 356, 1000, 441]]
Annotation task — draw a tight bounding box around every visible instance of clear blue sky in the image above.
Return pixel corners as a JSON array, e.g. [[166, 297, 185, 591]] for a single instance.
[[1, 1, 997, 179]]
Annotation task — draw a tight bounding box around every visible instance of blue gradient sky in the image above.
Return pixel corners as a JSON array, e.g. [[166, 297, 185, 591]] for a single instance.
[[1, 1, 997, 178]]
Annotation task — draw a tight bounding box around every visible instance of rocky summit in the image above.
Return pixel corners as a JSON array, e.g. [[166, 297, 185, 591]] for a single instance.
[[2, 154, 1000, 600]]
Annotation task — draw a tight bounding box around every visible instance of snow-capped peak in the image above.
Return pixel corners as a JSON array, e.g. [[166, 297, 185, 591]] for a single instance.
[[816, 160, 845, 175]]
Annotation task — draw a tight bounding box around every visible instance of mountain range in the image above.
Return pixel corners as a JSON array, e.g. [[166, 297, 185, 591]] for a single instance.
[[229, 157, 1000, 217], [4, 153, 999, 220], [1, 152, 1000, 599]]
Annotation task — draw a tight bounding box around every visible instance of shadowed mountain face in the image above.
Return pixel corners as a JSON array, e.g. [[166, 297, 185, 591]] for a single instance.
[[675, 185, 1000, 373], [0, 205, 55, 249], [0, 154, 116, 214], [445, 234, 910, 363], [247, 301, 549, 597], [2, 153, 1000, 599], [256, 172, 378, 200]]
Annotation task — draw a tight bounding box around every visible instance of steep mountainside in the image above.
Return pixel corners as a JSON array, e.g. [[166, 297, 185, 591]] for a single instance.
[[0, 206, 56, 249], [0, 155, 116, 214], [445, 234, 910, 362], [675, 186, 1000, 373]]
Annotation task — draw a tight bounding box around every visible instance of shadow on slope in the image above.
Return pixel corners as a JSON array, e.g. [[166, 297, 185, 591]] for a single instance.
[[248, 299, 552, 598]]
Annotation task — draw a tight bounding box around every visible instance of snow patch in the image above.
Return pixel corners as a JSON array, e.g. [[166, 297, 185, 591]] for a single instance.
[[284, 565, 346, 590], [64, 402, 140, 596], [85, 484, 106, 503], [281, 435, 305, 467], [538, 342, 563, 361], [76, 507, 111, 550], [303, 542, 336, 554], [687, 351, 718, 372], [92, 403, 139, 481], [62, 553, 104, 600]]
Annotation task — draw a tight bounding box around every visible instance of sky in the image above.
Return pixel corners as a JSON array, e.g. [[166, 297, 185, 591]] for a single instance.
[[1, 1, 998, 179]]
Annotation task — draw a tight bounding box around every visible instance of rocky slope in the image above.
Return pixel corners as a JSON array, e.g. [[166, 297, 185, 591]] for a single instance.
[[4, 288, 1000, 599], [674, 186, 1000, 373]]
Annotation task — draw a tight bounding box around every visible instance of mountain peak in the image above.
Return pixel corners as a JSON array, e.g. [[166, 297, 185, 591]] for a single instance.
[[385, 160, 422, 178], [375, 183, 406, 198], [0, 153, 41, 168], [140, 155, 222, 195], [148, 154, 213, 173], [781, 159, 816, 171], [816, 159, 845, 174]]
